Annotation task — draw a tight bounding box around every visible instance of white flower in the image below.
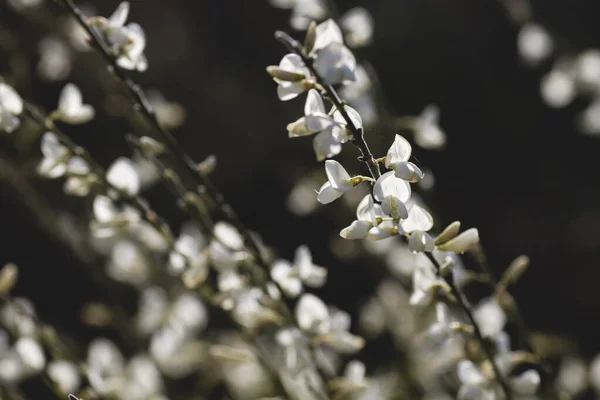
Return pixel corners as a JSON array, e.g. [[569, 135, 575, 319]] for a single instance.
[[340, 194, 384, 240], [317, 160, 363, 204], [106, 157, 141, 196], [314, 42, 357, 85], [456, 360, 496, 400], [473, 298, 506, 339], [37, 37, 72, 82], [91, 194, 140, 237], [63, 156, 94, 196], [408, 230, 435, 253], [310, 19, 344, 55], [373, 171, 411, 219], [14, 337, 45, 374], [37, 132, 70, 178], [384, 134, 424, 182], [270, 245, 327, 297], [409, 262, 449, 307], [0, 82, 23, 133], [414, 105, 446, 150], [340, 7, 374, 48], [47, 360, 80, 395], [517, 23, 553, 65], [54, 83, 95, 124], [231, 288, 280, 329], [296, 294, 364, 354], [168, 230, 208, 281], [273, 54, 313, 101], [106, 240, 149, 285], [87, 338, 125, 396], [296, 293, 329, 333], [87, 2, 148, 72], [290, 0, 327, 30], [400, 205, 434, 234], [541, 68, 576, 108]]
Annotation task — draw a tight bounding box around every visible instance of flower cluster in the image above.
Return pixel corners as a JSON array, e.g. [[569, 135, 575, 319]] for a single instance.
[[86, 2, 148, 71]]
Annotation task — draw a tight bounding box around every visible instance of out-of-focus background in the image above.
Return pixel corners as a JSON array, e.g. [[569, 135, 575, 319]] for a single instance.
[[2, 0, 600, 367]]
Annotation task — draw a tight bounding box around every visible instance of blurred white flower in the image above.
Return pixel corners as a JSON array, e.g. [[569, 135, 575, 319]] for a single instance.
[[296, 294, 364, 354], [436, 228, 479, 253], [14, 337, 45, 375], [456, 360, 496, 400], [54, 83, 95, 124], [86, 338, 125, 396], [7, 0, 43, 11], [340, 7, 374, 48], [0, 82, 23, 133], [136, 286, 168, 336], [290, 0, 327, 30], [414, 105, 447, 150], [63, 156, 94, 196], [270, 245, 327, 297], [410, 262, 450, 307], [473, 298, 506, 338], [37, 132, 70, 178], [147, 89, 187, 129], [340, 194, 384, 240], [168, 228, 208, 280], [47, 360, 81, 395], [106, 240, 150, 285], [87, 2, 148, 71], [106, 157, 141, 196], [37, 37, 72, 82], [517, 23, 553, 65], [541, 68, 576, 108]]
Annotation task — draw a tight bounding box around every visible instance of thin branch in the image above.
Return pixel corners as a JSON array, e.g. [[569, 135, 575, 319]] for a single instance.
[[57, 0, 269, 272], [424, 252, 513, 399]]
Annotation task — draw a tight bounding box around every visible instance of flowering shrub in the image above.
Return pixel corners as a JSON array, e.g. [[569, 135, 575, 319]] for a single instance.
[[0, 1, 599, 399]]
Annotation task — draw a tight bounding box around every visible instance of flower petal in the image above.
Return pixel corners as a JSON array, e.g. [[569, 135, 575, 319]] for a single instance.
[[316, 181, 343, 204], [325, 159, 352, 191], [385, 134, 412, 168]]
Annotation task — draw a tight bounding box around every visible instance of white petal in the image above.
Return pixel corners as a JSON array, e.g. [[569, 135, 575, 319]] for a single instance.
[[518, 23, 553, 65], [63, 177, 91, 197], [385, 135, 412, 168], [58, 83, 83, 115], [457, 360, 486, 385], [15, 337, 45, 372], [0, 83, 23, 114], [333, 104, 363, 129], [296, 293, 329, 332], [325, 159, 352, 191], [381, 195, 409, 220], [340, 7, 374, 48], [316, 181, 343, 204], [108, 1, 130, 27], [67, 156, 90, 175], [106, 158, 140, 196], [287, 116, 314, 137], [401, 205, 434, 233], [420, 104, 440, 126], [340, 220, 371, 239], [373, 171, 411, 203], [38, 157, 67, 178], [214, 222, 245, 250], [437, 228, 479, 253], [305, 89, 326, 115], [271, 260, 302, 298], [0, 109, 21, 133], [473, 298, 506, 338], [344, 360, 366, 384], [312, 19, 344, 54], [40, 132, 65, 158], [541, 69, 575, 108], [510, 370, 540, 395], [313, 130, 342, 161], [392, 161, 423, 182], [408, 230, 434, 253], [278, 81, 306, 101], [306, 112, 336, 132], [436, 302, 450, 325], [355, 194, 374, 222], [47, 360, 80, 394], [367, 225, 393, 240], [295, 245, 327, 287], [315, 43, 357, 85], [279, 53, 307, 75]]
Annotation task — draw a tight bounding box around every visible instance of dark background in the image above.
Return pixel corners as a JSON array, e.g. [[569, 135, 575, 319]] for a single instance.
[[2, 0, 600, 364]]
